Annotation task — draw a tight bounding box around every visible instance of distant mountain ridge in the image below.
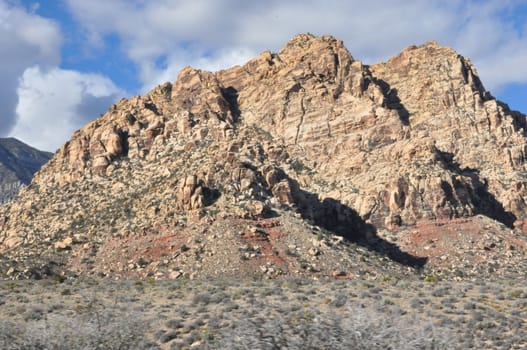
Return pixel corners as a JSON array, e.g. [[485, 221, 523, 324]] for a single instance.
[[0, 138, 52, 203]]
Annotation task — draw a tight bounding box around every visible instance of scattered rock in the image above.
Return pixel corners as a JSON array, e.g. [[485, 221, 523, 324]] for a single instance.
[[55, 237, 73, 250]]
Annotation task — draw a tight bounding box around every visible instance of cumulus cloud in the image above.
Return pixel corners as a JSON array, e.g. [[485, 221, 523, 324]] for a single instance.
[[0, 1, 125, 151], [0, 0, 61, 136], [65, 0, 527, 94], [3, 0, 527, 150], [449, 0, 527, 92], [139, 47, 256, 93], [65, 0, 263, 91], [11, 66, 123, 152]]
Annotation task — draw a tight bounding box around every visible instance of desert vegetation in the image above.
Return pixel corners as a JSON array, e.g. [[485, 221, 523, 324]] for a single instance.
[[2, 33, 527, 350], [0, 276, 525, 349]]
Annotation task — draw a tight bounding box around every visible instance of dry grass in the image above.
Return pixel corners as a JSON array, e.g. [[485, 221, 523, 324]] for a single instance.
[[0, 277, 525, 349]]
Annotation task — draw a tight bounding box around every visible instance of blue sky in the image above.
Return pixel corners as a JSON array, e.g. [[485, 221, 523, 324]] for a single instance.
[[2, 0, 527, 151]]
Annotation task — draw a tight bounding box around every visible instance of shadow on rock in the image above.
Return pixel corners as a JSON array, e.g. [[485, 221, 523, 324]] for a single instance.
[[435, 149, 516, 228], [285, 177, 427, 268], [369, 77, 410, 126]]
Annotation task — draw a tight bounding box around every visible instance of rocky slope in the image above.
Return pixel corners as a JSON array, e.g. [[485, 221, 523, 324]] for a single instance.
[[1, 34, 527, 280], [0, 138, 51, 204]]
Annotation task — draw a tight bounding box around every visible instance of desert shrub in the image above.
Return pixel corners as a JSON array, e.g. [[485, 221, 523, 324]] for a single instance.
[[431, 287, 449, 297], [207, 304, 461, 350], [22, 305, 45, 321], [410, 298, 422, 309], [192, 292, 212, 305], [159, 331, 179, 344], [331, 293, 347, 308], [424, 275, 440, 283], [0, 308, 155, 350], [463, 301, 476, 310], [510, 289, 523, 298], [166, 319, 184, 329]]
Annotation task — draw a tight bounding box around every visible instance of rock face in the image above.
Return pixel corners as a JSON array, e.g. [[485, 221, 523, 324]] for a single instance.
[[1, 34, 527, 280], [0, 138, 52, 203]]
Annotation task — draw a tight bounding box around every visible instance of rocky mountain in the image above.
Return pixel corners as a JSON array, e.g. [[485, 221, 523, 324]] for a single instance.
[[0, 138, 52, 204], [1, 34, 527, 280]]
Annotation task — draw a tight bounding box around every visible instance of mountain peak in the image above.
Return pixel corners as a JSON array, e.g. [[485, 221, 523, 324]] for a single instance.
[[1, 34, 527, 280], [282, 33, 342, 49], [424, 39, 440, 46]]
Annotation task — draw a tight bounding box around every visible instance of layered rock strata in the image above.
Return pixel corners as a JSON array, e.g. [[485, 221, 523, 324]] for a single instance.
[[1, 34, 527, 280]]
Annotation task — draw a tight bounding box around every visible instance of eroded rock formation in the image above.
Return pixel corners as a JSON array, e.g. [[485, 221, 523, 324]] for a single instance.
[[1, 34, 527, 280]]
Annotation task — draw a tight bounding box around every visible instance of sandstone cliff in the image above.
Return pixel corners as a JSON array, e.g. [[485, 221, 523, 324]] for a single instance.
[[1, 34, 526, 280]]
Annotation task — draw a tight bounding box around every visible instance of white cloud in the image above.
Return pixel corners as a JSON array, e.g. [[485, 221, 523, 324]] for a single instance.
[[65, 0, 260, 90], [0, 1, 125, 151], [11, 66, 123, 152], [448, 0, 527, 91], [65, 0, 527, 95], [2, 0, 525, 151], [139, 47, 256, 93], [0, 0, 61, 136]]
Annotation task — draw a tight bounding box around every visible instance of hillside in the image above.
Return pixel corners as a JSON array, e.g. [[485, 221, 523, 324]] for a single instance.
[[1, 34, 527, 281], [0, 138, 51, 204]]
